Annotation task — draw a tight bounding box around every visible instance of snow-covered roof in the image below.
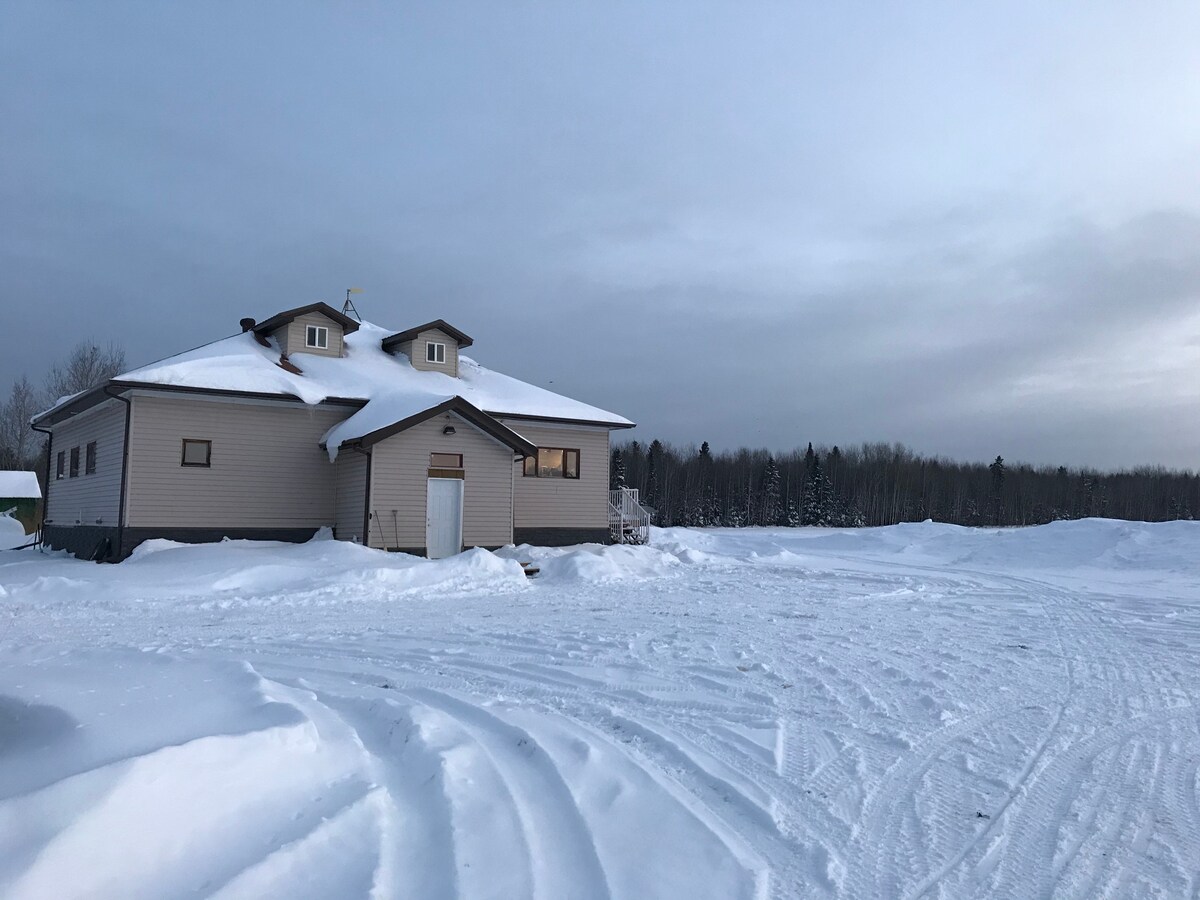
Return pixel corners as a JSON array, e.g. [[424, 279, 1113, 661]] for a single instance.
[[0, 471, 41, 498], [108, 321, 632, 458]]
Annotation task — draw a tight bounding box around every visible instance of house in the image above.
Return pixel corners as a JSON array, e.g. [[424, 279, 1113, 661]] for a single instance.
[[0, 471, 42, 534], [32, 303, 636, 561]]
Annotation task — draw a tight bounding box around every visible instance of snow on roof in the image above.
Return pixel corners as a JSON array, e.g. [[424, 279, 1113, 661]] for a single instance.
[[113, 321, 632, 458], [0, 471, 41, 498]]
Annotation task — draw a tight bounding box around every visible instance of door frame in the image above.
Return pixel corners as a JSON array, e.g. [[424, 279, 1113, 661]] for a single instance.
[[426, 476, 464, 558]]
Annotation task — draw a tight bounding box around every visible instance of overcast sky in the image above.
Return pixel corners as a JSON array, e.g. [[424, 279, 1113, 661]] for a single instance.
[[3, 2, 1199, 470]]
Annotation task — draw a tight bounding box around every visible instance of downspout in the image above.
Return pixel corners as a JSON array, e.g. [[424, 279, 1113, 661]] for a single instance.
[[348, 443, 372, 547], [29, 419, 52, 546], [103, 386, 133, 560]]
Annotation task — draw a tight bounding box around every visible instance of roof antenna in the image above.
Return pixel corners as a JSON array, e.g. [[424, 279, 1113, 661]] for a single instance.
[[342, 287, 363, 321]]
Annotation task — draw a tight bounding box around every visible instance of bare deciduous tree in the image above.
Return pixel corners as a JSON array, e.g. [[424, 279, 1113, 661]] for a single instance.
[[43, 342, 126, 407], [0, 376, 41, 470]]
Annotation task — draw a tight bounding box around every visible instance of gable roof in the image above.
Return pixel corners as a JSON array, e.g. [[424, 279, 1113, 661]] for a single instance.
[[0, 471, 41, 499], [381, 319, 473, 350], [347, 396, 537, 456], [34, 319, 634, 457], [251, 302, 360, 337]]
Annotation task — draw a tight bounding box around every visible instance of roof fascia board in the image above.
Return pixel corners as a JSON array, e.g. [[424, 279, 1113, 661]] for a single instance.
[[356, 397, 536, 456], [381, 319, 474, 350], [485, 411, 636, 430]]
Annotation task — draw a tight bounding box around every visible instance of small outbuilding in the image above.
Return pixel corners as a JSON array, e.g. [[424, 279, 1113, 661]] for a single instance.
[[0, 471, 42, 534]]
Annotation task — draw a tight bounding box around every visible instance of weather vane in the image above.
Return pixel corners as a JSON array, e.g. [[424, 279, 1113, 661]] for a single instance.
[[342, 287, 363, 321]]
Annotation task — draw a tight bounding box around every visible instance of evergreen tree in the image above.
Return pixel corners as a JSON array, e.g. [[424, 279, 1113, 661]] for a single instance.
[[801, 453, 833, 526], [761, 456, 782, 525], [697, 441, 717, 526], [989, 455, 1006, 525], [645, 439, 663, 514], [610, 447, 626, 490]]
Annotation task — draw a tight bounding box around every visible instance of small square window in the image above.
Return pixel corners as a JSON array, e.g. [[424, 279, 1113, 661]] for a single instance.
[[426, 341, 446, 363], [306, 325, 329, 349], [181, 439, 212, 467], [56, 450, 65, 480], [85, 441, 97, 475], [430, 452, 463, 468], [69, 446, 80, 478]]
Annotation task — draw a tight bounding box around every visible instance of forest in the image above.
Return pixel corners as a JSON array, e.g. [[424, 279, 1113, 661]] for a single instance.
[[612, 439, 1198, 528]]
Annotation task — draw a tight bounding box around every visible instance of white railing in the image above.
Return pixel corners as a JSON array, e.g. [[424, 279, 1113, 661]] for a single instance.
[[609, 487, 651, 544]]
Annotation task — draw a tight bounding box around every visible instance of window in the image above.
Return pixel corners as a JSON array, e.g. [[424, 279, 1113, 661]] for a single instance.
[[69, 446, 80, 478], [306, 325, 329, 349], [430, 452, 463, 468], [181, 439, 212, 467], [56, 450, 65, 480], [523, 448, 580, 479], [85, 441, 97, 475], [426, 341, 446, 363]]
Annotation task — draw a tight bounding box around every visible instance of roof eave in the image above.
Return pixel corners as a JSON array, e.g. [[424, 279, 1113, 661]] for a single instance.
[[352, 397, 536, 456], [251, 302, 361, 336]]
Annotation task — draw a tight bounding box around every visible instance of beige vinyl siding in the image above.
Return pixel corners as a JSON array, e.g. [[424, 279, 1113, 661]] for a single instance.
[[368, 411, 515, 550], [274, 312, 345, 359], [125, 394, 349, 528], [398, 329, 460, 376], [500, 420, 611, 529], [45, 400, 126, 527], [334, 449, 369, 542]]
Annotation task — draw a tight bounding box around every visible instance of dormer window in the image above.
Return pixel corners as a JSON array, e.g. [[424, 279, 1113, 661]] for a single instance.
[[306, 325, 329, 349], [426, 341, 447, 364]]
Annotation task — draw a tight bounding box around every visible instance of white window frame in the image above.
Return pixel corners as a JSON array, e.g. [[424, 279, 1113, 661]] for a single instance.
[[306, 325, 329, 349], [426, 341, 446, 363]]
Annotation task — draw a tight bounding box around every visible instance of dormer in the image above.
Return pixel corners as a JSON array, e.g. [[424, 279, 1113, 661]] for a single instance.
[[246, 302, 359, 359], [381, 319, 473, 377]]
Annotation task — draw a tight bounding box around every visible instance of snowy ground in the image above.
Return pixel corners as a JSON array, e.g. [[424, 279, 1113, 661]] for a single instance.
[[1, 520, 1198, 899]]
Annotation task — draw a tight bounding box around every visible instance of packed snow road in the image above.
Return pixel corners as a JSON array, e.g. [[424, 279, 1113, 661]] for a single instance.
[[1, 520, 1198, 899]]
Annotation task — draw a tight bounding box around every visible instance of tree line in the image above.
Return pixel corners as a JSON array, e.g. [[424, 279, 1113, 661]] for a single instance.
[[612, 439, 1199, 528], [0, 343, 126, 478]]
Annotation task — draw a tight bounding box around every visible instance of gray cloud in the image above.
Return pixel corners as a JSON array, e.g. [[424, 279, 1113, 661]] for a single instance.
[[3, 2, 1199, 470]]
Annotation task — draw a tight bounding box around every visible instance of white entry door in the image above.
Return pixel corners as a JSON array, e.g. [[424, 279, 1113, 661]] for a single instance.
[[426, 478, 464, 559]]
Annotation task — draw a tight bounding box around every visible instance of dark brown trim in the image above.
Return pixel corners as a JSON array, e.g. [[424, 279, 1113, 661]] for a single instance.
[[34, 380, 367, 427], [427, 468, 465, 479], [30, 420, 52, 530], [180, 438, 212, 467], [486, 410, 636, 430], [103, 387, 133, 533], [251, 302, 360, 337], [381, 319, 474, 351], [352, 397, 537, 457], [348, 444, 373, 544]]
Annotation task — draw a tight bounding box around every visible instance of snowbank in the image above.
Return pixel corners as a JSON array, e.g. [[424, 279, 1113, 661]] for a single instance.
[[3, 519, 1200, 898], [0, 515, 28, 550]]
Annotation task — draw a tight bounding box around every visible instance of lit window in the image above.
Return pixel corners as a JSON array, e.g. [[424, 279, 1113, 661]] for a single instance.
[[85, 441, 97, 475], [523, 448, 580, 479], [426, 341, 446, 363], [306, 325, 329, 349], [181, 439, 212, 467]]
